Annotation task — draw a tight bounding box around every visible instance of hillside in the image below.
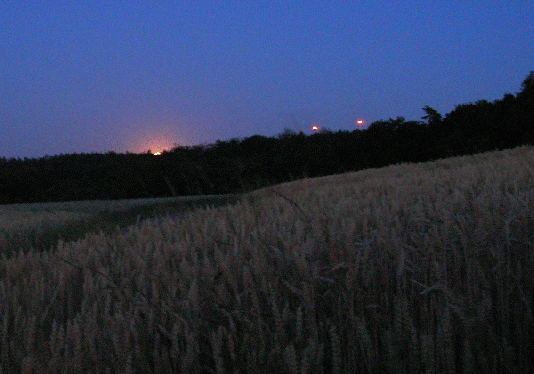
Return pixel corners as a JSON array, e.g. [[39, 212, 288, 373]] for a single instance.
[[0, 146, 533, 373]]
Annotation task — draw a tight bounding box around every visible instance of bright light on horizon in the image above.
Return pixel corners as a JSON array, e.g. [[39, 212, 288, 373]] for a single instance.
[[129, 130, 177, 155]]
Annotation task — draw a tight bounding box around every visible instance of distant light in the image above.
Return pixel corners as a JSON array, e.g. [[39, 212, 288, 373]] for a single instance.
[[356, 120, 365, 126], [311, 125, 320, 131], [132, 131, 175, 155]]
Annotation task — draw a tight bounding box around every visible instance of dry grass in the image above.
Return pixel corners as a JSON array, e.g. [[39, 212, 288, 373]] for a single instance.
[[0, 195, 238, 255], [0, 210, 89, 233], [1, 146, 534, 373], [0, 210, 91, 256]]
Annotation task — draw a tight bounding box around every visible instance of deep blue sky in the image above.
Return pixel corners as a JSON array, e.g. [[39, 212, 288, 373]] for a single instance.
[[1, 1, 533, 158]]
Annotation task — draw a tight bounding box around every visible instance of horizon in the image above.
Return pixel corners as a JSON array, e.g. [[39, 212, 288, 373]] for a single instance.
[[1, 2, 533, 159]]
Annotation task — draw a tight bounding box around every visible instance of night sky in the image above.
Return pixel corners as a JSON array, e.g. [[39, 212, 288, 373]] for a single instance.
[[1, 1, 533, 159]]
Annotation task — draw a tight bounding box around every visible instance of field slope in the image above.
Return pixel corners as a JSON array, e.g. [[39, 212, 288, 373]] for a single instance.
[[1, 146, 534, 373], [0, 194, 239, 255]]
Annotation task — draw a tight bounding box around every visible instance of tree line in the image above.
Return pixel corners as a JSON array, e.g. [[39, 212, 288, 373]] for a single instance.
[[1, 71, 533, 204]]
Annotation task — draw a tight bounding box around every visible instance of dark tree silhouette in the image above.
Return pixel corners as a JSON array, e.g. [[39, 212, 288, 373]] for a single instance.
[[421, 106, 442, 126], [517, 71, 534, 100], [1, 70, 533, 204], [516, 71, 534, 144]]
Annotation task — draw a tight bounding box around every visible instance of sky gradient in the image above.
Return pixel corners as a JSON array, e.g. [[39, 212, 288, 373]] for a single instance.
[[1, 1, 533, 159]]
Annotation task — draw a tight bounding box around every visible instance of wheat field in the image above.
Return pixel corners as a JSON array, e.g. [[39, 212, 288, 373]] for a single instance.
[[0, 195, 237, 257], [1, 146, 533, 373]]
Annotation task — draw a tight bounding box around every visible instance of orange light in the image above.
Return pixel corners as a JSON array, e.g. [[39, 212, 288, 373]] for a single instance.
[[134, 135, 173, 155], [311, 125, 320, 131], [357, 120, 365, 126]]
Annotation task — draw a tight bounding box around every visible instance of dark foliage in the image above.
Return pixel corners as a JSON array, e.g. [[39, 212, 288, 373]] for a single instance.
[[1, 71, 533, 204]]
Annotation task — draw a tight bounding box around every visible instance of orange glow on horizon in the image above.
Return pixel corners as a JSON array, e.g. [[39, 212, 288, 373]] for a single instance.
[[131, 132, 176, 155], [311, 125, 320, 131], [357, 120, 365, 126]]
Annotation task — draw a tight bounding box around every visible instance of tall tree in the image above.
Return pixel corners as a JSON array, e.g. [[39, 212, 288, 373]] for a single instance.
[[516, 71, 534, 143], [517, 71, 534, 100], [421, 106, 442, 126]]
